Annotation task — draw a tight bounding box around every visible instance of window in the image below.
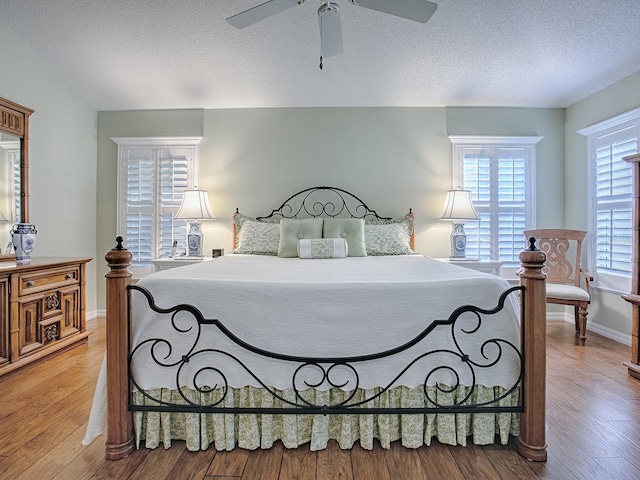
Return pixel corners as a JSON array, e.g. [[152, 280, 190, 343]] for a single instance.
[[0, 140, 20, 222], [114, 137, 202, 277], [450, 136, 540, 266], [579, 108, 640, 293]]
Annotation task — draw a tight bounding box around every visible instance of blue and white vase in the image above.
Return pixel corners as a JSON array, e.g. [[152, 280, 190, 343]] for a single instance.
[[11, 223, 37, 263]]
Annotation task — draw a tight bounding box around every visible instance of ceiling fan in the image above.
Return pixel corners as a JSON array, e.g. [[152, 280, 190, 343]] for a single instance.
[[227, 0, 438, 69]]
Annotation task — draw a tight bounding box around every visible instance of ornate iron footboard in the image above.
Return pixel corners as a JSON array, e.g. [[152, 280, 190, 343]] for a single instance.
[[127, 284, 525, 417]]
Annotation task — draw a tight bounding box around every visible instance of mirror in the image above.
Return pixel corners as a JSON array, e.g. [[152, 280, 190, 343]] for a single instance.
[[0, 96, 33, 260]]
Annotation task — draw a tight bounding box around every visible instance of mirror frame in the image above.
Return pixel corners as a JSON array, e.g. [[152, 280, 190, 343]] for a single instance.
[[0, 96, 32, 224]]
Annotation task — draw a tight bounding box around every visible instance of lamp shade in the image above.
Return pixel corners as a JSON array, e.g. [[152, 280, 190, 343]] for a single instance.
[[438, 188, 479, 221], [175, 189, 217, 220]]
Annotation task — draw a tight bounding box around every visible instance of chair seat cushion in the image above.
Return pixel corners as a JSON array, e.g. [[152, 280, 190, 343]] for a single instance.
[[547, 283, 590, 302]]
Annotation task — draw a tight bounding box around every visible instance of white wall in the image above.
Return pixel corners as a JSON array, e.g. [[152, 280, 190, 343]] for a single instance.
[[0, 18, 98, 314]]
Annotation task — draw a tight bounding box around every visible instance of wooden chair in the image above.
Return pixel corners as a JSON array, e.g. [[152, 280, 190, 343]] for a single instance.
[[524, 229, 593, 345]]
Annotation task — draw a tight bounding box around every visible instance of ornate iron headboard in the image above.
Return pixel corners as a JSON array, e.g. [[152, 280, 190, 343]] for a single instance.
[[255, 186, 396, 221], [233, 186, 415, 250]]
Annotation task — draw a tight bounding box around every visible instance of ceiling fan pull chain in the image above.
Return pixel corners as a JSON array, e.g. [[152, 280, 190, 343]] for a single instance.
[[319, 4, 324, 70]]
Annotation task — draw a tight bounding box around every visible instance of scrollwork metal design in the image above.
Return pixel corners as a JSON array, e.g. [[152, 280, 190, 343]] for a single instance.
[[128, 284, 525, 416], [255, 186, 394, 222]]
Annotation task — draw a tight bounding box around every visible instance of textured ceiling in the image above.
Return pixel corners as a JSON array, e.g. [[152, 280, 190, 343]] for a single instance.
[[1, 0, 639, 111]]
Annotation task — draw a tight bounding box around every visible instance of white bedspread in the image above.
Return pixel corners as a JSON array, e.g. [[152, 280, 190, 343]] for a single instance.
[[129, 254, 520, 390], [83, 254, 520, 445]]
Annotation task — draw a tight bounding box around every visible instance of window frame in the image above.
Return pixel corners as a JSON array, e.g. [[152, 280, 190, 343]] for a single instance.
[[449, 135, 541, 269], [113, 136, 203, 278], [578, 107, 640, 294]]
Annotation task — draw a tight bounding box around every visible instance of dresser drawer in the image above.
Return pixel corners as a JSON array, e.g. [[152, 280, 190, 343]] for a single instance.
[[18, 266, 80, 296]]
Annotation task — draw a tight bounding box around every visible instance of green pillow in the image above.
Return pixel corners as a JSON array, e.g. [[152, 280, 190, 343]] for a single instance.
[[322, 218, 367, 257], [278, 218, 324, 257]]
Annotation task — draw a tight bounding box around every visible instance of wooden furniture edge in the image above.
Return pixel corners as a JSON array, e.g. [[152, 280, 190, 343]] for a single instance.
[[624, 152, 640, 377], [104, 238, 134, 460], [517, 243, 548, 461], [103, 238, 547, 462]]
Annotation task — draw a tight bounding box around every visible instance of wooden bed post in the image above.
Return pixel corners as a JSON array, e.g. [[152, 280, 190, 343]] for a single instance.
[[104, 237, 135, 460], [517, 238, 548, 462]]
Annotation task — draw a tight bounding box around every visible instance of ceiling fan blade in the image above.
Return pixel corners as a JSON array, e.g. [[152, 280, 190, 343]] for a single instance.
[[350, 0, 438, 23], [227, 0, 300, 29], [319, 2, 343, 58]]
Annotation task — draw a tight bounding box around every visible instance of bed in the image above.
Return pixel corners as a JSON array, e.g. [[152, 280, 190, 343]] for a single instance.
[[90, 186, 548, 462]]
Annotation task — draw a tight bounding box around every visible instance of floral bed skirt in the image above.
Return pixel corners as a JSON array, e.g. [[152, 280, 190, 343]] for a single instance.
[[134, 384, 520, 451]]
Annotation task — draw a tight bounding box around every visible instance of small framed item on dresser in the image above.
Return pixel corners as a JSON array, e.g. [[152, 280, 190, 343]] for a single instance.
[[212, 248, 224, 258]]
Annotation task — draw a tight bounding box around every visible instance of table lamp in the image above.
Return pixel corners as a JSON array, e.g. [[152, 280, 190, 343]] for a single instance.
[[175, 188, 217, 257], [438, 188, 479, 259]]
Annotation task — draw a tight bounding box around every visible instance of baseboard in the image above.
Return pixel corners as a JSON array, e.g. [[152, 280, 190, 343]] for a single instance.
[[550, 312, 631, 346], [86, 309, 105, 321]]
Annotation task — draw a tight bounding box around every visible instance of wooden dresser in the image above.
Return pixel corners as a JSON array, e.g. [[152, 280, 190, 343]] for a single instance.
[[0, 257, 92, 377]]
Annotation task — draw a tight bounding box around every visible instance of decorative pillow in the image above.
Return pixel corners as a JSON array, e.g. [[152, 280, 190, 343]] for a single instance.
[[234, 219, 280, 255], [278, 218, 324, 258], [364, 215, 414, 255], [298, 238, 348, 259], [322, 218, 367, 257]]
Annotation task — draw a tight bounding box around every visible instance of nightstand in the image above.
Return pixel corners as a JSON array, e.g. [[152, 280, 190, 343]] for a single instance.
[[152, 257, 214, 272], [434, 258, 503, 276]]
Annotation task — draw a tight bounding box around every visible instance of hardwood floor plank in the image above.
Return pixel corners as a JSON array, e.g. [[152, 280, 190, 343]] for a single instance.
[[165, 447, 217, 480], [350, 442, 390, 480], [207, 448, 249, 476], [11, 423, 89, 480], [0, 377, 96, 457], [51, 436, 106, 480], [240, 442, 284, 480], [526, 450, 580, 480], [545, 423, 617, 480], [317, 440, 353, 480], [416, 441, 464, 480], [87, 448, 150, 480], [279, 444, 317, 480], [595, 457, 640, 480], [447, 443, 501, 480], [128, 442, 186, 480], [383, 442, 427, 480], [484, 447, 540, 479]]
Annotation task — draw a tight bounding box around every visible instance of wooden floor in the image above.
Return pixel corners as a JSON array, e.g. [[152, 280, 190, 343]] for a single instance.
[[1, 319, 640, 480]]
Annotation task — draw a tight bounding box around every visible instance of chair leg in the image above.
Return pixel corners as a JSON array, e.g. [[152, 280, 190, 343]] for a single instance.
[[577, 303, 589, 345], [574, 306, 580, 333]]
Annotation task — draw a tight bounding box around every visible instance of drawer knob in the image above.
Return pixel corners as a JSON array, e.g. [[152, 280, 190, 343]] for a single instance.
[[26, 280, 34, 287], [65, 273, 73, 280]]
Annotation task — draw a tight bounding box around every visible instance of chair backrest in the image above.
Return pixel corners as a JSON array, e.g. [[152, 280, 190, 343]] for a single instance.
[[523, 229, 587, 287]]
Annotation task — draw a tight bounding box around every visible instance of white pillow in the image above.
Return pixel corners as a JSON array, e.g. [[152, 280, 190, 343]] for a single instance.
[[298, 238, 348, 259]]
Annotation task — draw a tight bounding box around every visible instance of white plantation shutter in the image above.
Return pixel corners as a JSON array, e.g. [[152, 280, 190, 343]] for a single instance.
[[451, 137, 539, 265], [588, 124, 637, 290], [115, 137, 201, 277], [9, 148, 20, 221], [0, 142, 21, 222]]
